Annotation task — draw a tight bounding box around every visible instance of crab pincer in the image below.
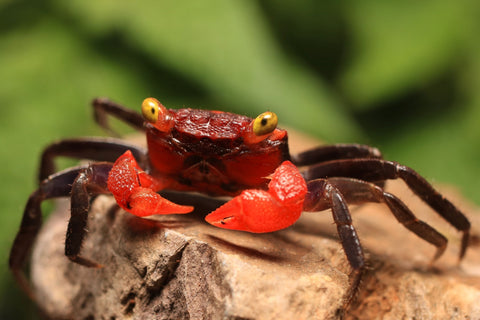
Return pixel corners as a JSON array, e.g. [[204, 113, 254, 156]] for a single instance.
[[205, 161, 307, 233], [108, 150, 193, 217]]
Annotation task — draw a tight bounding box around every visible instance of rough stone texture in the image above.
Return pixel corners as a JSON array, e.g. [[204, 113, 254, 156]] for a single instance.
[[29, 131, 480, 319]]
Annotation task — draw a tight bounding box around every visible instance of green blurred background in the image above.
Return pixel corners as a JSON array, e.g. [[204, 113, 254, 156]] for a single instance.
[[1, 0, 479, 318]]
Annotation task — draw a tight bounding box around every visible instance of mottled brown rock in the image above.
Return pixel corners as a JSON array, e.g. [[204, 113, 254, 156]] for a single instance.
[[30, 131, 480, 319]]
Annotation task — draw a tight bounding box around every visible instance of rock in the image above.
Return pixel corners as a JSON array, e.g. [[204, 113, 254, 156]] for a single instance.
[[28, 130, 480, 319], [30, 183, 480, 320], [31, 194, 351, 320]]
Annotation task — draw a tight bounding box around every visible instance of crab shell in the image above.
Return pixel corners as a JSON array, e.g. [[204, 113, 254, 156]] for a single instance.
[[145, 107, 290, 196]]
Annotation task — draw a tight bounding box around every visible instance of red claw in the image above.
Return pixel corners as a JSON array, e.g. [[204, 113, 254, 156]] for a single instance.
[[108, 151, 193, 217], [205, 161, 307, 233], [127, 188, 194, 217]]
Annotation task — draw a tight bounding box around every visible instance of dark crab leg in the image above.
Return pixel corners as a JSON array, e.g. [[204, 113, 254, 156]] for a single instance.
[[303, 159, 471, 260], [291, 144, 382, 166], [9, 163, 112, 299], [39, 137, 148, 182], [302, 179, 365, 307], [65, 163, 113, 267], [93, 97, 145, 135], [323, 177, 448, 261]]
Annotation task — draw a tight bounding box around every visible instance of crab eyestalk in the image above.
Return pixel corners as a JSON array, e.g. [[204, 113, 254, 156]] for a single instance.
[[141, 97, 174, 132], [243, 111, 280, 144]]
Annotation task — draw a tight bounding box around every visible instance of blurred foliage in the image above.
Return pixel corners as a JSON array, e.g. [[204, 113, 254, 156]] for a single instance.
[[0, 0, 479, 318]]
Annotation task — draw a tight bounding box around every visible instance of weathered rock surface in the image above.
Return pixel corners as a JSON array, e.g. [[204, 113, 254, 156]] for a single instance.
[[31, 182, 480, 320], [29, 132, 480, 319]]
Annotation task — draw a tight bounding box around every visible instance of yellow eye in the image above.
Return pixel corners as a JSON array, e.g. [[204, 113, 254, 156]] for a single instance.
[[252, 111, 278, 136], [141, 97, 160, 123]]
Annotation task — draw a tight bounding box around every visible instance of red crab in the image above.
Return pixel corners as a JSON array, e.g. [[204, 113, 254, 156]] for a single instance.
[[10, 97, 470, 306]]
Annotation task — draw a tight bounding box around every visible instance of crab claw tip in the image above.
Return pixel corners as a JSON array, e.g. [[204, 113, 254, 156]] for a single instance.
[[204, 213, 234, 228], [205, 198, 248, 231]]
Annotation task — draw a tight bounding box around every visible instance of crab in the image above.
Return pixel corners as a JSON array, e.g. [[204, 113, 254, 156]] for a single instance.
[[10, 97, 470, 306]]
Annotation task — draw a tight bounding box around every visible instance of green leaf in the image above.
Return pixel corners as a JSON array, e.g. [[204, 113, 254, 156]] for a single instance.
[[340, 0, 474, 109], [53, 0, 364, 142]]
